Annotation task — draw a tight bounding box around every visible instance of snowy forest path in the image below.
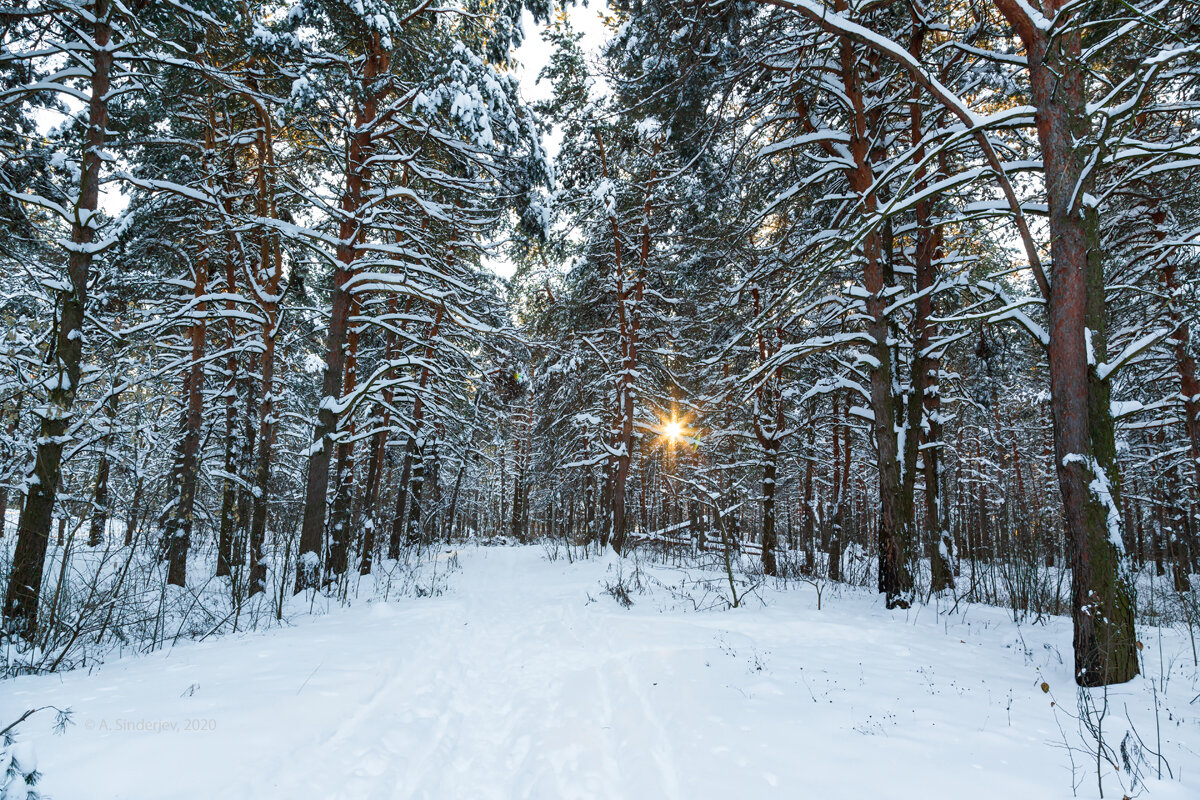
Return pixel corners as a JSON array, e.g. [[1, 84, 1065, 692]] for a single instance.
[[6, 546, 1197, 799], [248, 547, 695, 798]]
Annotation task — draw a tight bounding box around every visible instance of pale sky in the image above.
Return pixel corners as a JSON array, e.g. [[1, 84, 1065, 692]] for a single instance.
[[486, 5, 611, 279], [511, 5, 611, 155]]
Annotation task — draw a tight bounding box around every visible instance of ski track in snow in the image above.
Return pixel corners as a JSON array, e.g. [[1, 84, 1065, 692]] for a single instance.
[[6, 546, 1199, 799]]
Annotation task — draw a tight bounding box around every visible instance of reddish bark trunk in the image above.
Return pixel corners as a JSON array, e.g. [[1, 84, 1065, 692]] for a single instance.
[[993, 0, 1137, 685], [296, 36, 388, 592], [839, 37, 909, 608], [905, 33, 952, 592], [4, 1, 113, 638], [166, 219, 210, 588], [325, 299, 361, 580]]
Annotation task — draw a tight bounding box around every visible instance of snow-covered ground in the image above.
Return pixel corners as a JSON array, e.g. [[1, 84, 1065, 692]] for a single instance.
[[5, 545, 1199, 799]]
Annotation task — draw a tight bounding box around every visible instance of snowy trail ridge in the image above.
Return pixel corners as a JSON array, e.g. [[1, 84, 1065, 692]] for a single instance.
[[6, 546, 1199, 799]]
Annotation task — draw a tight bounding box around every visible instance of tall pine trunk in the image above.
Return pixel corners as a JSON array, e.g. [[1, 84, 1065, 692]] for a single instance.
[[165, 222, 210, 587], [325, 301, 361, 580], [358, 295, 400, 574], [904, 33, 952, 592], [839, 38, 910, 608], [4, 1, 113, 638], [87, 393, 119, 547], [993, 0, 1138, 685], [296, 36, 387, 592]]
